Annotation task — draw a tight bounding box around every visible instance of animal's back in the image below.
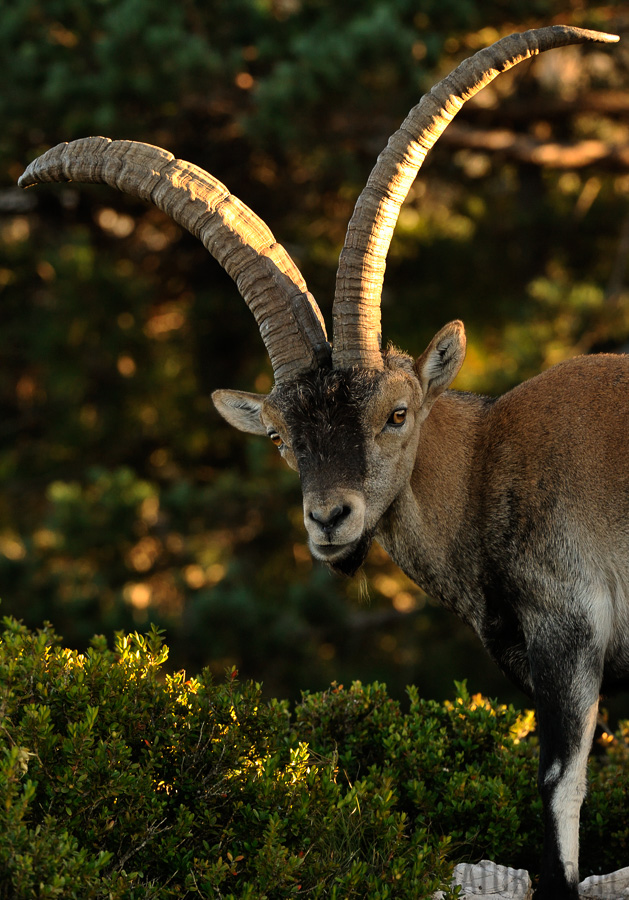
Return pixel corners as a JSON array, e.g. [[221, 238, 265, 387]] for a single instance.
[[481, 353, 629, 530], [476, 353, 629, 687]]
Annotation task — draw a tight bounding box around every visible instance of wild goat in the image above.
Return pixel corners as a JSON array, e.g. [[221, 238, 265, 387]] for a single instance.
[[19, 24, 624, 899]]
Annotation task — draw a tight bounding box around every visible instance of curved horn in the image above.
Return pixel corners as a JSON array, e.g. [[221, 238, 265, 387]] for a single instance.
[[18, 137, 331, 384], [332, 25, 619, 370]]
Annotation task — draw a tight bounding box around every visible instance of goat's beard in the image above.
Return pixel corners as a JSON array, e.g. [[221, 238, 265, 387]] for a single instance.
[[328, 531, 374, 577]]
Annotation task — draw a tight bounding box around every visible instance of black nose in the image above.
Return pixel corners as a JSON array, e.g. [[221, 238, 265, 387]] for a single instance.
[[310, 504, 350, 534]]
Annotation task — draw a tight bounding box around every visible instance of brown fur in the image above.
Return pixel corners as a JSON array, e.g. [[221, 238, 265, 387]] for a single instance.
[[214, 325, 629, 900]]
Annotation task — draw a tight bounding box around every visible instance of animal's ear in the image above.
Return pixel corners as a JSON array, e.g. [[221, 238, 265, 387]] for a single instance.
[[212, 389, 268, 435], [414, 320, 466, 409]]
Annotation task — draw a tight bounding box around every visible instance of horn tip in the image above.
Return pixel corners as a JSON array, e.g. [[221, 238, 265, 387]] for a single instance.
[[551, 24, 620, 44]]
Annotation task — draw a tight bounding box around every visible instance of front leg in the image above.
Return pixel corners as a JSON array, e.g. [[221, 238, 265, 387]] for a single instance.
[[528, 624, 602, 900]]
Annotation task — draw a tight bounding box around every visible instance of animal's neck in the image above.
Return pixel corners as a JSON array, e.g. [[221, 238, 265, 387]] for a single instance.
[[377, 390, 489, 625]]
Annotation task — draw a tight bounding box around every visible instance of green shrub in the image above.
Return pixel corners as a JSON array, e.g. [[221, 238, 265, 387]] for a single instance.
[[296, 680, 541, 870], [0, 618, 456, 898], [0, 616, 628, 898]]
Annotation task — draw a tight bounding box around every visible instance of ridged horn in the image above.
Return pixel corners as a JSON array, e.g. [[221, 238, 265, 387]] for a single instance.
[[332, 25, 619, 370], [18, 137, 331, 384]]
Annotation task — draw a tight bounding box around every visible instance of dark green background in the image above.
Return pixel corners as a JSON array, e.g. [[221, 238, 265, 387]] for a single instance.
[[2, 0, 629, 711]]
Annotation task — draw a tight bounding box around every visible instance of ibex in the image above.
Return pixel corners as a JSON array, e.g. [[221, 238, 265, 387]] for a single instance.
[[19, 24, 623, 899]]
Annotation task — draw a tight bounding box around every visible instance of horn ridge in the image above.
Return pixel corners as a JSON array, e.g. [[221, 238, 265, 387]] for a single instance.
[[19, 137, 331, 383], [332, 25, 619, 370]]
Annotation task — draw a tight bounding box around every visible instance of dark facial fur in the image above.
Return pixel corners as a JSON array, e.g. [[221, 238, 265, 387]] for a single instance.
[[327, 529, 376, 576], [269, 366, 380, 488], [268, 366, 391, 571]]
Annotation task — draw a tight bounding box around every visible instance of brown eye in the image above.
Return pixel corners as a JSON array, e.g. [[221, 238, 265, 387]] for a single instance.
[[388, 408, 407, 426], [269, 432, 283, 447]]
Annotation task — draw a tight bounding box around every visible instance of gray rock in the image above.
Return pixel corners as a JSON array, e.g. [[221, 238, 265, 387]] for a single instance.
[[579, 868, 629, 898], [433, 859, 532, 899], [432, 861, 629, 899]]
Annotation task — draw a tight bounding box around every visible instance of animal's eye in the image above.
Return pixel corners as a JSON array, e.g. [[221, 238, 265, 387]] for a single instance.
[[269, 431, 283, 447], [387, 408, 407, 427]]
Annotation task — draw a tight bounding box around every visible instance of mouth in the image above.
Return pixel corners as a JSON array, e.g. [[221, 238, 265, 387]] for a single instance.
[[309, 539, 355, 561], [309, 533, 373, 576]]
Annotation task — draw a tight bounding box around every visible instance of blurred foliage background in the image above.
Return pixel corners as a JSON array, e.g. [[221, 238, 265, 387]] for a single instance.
[[2, 0, 629, 709]]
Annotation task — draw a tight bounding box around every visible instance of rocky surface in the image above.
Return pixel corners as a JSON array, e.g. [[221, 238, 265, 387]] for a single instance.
[[432, 861, 629, 899], [433, 860, 532, 899], [579, 867, 629, 898]]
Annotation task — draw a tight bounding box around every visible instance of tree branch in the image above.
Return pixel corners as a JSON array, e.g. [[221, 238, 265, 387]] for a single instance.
[[440, 122, 629, 170]]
